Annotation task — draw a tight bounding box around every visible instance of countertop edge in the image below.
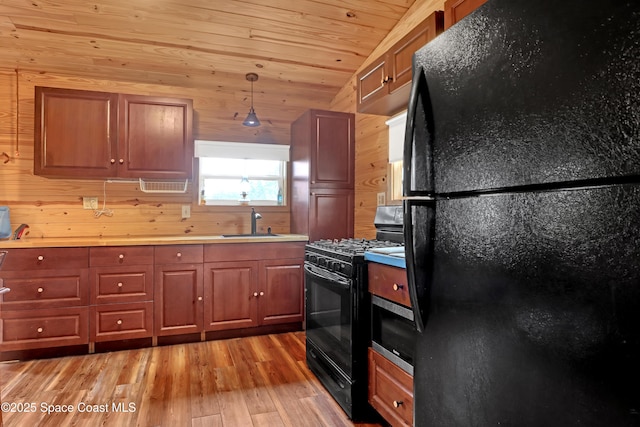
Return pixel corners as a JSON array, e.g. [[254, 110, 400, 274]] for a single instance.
[[0, 234, 309, 249]]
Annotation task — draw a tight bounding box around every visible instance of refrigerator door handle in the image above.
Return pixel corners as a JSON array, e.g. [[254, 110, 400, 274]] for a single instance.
[[403, 65, 422, 197], [403, 198, 433, 332]]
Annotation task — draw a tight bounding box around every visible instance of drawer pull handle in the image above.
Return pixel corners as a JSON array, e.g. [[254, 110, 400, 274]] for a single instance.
[[393, 400, 403, 408], [37, 287, 44, 293], [37, 327, 43, 333], [393, 283, 403, 291], [37, 255, 44, 261], [117, 319, 123, 325], [117, 282, 123, 288], [176, 252, 182, 258], [118, 254, 125, 259]]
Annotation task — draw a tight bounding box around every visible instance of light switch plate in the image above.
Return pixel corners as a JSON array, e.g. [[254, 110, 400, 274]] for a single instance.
[[181, 204, 191, 219], [377, 192, 386, 206]]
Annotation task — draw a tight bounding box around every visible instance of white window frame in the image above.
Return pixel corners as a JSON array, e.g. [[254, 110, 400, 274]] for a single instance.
[[195, 141, 289, 206]]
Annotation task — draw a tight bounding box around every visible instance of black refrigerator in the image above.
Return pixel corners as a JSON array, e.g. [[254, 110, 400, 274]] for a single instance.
[[403, 0, 640, 425]]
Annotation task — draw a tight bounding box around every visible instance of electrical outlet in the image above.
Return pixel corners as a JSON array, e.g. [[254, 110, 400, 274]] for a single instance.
[[83, 197, 98, 210], [377, 192, 386, 206], [181, 204, 191, 219]]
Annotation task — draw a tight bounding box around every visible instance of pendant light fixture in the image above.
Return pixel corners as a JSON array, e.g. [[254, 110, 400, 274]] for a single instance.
[[242, 72, 261, 127]]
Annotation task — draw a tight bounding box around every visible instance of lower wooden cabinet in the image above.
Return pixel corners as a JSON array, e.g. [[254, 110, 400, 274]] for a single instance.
[[205, 260, 259, 331], [1, 307, 89, 351], [259, 259, 303, 325], [90, 302, 153, 342], [154, 263, 203, 336], [0, 242, 304, 357], [368, 348, 414, 427], [204, 258, 304, 331]]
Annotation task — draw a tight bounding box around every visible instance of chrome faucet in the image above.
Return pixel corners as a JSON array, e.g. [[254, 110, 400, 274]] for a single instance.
[[251, 208, 262, 234]]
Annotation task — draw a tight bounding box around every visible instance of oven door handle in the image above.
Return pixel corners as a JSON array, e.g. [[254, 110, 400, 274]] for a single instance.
[[304, 263, 351, 290]]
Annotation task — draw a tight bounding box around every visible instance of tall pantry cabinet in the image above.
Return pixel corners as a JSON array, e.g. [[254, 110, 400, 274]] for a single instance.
[[290, 110, 355, 242]]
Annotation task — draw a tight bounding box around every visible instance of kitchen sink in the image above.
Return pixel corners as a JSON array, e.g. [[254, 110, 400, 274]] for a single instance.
[[221, 233, 279, 237]]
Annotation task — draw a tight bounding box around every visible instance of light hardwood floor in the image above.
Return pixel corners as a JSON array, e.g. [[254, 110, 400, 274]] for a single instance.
[[0, 332, 383, 427]]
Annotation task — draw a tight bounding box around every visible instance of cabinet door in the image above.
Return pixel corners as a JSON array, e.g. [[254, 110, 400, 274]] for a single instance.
[[357, 56, 388, 113], [309, 188, 354, 241], [204, 261, 259, 331], [119, 95, 193, 179], [387, 11, 444, 95], [34, 87, 118, 178], [310, 111, 355, 188], [444, 0, 488, 29], [258, 259, 303, 326], [368, 348, 414, 427], [154, 263, 203, 336]]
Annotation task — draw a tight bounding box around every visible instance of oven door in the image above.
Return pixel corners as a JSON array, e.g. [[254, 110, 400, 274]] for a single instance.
[[304, 261, 353, 378]]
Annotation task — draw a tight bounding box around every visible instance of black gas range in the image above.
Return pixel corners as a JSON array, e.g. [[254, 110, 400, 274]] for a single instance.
[[304, 237, 403, 421]]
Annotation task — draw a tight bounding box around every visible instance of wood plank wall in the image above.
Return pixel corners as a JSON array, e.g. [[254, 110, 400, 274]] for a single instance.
[[0, 70, 303, 239], [0, 0, 445, 241], [333, 0, 445, 239]]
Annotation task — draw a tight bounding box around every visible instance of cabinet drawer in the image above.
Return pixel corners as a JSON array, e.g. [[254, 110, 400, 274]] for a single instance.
[[0, 269, 89, 310], [155, 245, 203, 264], [1, 307, 89, 351], [91, 265, 153, 304], [368, 348, 414, 427], [368, 263, 410, 307], [90, 302, 153, 342], [1, 247, 89, 271], [90, 246, 154, 267]]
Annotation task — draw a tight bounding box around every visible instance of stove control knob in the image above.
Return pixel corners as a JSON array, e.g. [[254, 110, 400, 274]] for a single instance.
[[319, 258, 326, 267]]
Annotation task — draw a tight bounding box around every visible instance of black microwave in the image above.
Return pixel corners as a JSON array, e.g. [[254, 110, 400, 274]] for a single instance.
[[371, 295, 417, 375]]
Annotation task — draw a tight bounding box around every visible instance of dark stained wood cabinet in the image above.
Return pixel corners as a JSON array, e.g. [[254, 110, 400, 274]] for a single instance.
[[0, 241, 304, 358], [357, 11, 444, 116], [204, 260, 259, 331], [444, 0, 488, 29], [34, 87, 118, 178], [89, 246, 155, 342], [291, 109, 355, 241], [0, 247, 90, 351], [368, 348, 414, 427], [34, 86, 193, 180], [258, 259, 303, 326], [154, 245, 204, 336], [118, 94, 193, 179], [307, 189, 355, 243]]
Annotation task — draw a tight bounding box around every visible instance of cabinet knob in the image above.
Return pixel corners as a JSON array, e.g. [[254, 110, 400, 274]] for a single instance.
[[382, 76, 393, 84], [393, 400, 403, 408], [117, 282, 123, 288], [119, 159, 124, 164], [176, 252, 182, 258], [253, 292, 258, 297], [259, 291, 264, 296], [118, 254, 125, 260], [393, 283, 403, 291], [198, 296, 203, 301], [37, 287, 44, 293], [37, 327, 44, 333], [117, 319, 123, 325], [37, 255, 44, 261], [110, 159, 116, 164]]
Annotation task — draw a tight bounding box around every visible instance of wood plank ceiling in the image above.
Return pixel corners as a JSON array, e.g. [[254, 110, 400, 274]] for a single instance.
[[0, 0, 417, 138]]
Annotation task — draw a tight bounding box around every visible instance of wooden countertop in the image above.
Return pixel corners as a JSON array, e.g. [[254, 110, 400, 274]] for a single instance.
[[0, 234, 309, 249]]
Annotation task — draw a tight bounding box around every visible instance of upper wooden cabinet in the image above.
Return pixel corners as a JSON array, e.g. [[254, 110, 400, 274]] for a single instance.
[[357, 11, 444, 116], [34, 87, 193, 180], [444, 0, 488, 29]]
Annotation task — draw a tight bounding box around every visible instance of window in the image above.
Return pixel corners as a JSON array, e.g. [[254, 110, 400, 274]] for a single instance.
[[195, 141, 289, 206]]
